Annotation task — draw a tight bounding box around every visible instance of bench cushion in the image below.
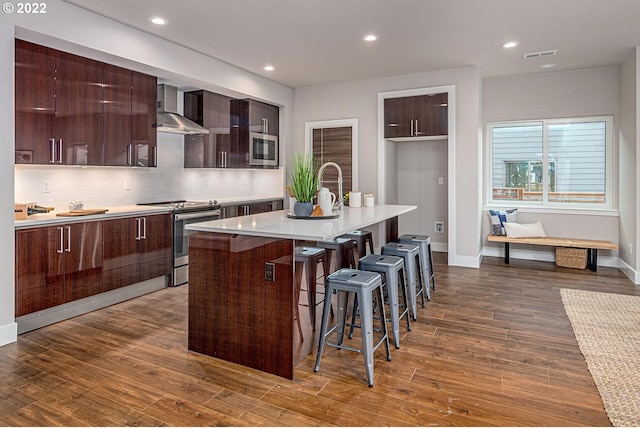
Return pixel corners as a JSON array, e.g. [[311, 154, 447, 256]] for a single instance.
[[504, 221, 546, 238]]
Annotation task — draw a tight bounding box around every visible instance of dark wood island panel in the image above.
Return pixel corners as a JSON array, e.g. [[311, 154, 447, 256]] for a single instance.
[[188, 232, 295, 379]]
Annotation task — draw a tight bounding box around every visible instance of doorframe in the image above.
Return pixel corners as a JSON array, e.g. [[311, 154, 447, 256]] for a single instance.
[[304, 118, 359, 191], [377, 85, 456, 266]]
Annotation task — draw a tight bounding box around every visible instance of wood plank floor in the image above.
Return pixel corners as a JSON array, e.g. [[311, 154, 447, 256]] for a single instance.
[[1, 253, 639, 426]]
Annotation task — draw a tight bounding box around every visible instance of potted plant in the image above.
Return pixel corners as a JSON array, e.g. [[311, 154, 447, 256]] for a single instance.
[[288, 152, 318, 217]]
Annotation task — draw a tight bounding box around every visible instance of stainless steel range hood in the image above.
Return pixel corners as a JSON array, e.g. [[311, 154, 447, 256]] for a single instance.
[[154, 84, 209, 135]]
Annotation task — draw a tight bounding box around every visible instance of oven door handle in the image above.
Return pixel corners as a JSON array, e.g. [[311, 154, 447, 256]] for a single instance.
[[174, 210, 221, 221]]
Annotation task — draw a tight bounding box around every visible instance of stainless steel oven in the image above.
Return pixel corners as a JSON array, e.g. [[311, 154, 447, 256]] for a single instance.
[[139, 200, 221, 286], [249, 132, 278, 166]]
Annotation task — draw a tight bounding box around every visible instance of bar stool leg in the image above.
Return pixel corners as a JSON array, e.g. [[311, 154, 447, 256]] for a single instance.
[[428, 242, 436, 291], [314, 284, 335, 372], [305, 259, 318, 331], [358, 288, 375, 386], [336, 290, 349, 346]]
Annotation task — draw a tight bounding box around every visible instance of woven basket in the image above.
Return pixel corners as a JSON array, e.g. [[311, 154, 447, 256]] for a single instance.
[[556, 247, 587, 269]]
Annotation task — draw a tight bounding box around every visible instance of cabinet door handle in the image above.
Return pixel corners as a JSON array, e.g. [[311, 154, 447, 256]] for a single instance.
[[58, 139, 63, 163], [410, 120, 414, 136], [141, 217, 147, 240], [261, 118, 267, 134], [415, 119, 419, 135], [49, 139, 56, 164], [223, 151, 227, 167], [127, 144, 133, 166], [135, 217, 141, 240], [65, 226, 71, 252], [152, 146, 157, 167], [57, 227, 64, 254]]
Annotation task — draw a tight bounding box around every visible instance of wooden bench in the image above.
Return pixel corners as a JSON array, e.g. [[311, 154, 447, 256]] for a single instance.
[[487, 235, 618, 272]]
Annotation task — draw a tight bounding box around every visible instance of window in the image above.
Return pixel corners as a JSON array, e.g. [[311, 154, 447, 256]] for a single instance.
[[488, 116, 612, 208]]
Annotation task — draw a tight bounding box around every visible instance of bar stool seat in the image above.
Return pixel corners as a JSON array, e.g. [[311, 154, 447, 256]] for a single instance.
[[294, 246, 329, 332], [398, 234, 436, 295], [356, 254, 412, 348], [381, 242, 426, 320], [317, 237, 357, 272], [341, 230, 374, 258], [314, 268, 391, 387]]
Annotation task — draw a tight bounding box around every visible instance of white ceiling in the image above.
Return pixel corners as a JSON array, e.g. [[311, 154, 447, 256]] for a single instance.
[[63, 0, 640, 89]]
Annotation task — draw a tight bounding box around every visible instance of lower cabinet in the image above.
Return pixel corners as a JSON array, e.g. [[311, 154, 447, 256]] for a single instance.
[[15, 213, 172, 317], [15, 221, 103, 317], [102, 213, 172, 291], [236, 199, 284, 216]]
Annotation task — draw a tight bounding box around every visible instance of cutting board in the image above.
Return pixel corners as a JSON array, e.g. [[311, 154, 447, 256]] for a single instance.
[[56, 209, 109, 217]]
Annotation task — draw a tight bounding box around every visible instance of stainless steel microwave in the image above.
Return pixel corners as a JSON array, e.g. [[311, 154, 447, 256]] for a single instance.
[[249, 132, 278, 166]]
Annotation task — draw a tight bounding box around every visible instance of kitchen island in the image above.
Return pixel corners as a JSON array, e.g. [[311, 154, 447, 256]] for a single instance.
[[186, 204, 416, 379]]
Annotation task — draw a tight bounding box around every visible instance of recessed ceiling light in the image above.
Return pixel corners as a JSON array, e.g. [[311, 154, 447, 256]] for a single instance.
[[363, 34, 378, 42], [540, 63, 557, 69], [149, 16, 168, 25], [263, 65, 275, 71], [501, 41, 519, 49]]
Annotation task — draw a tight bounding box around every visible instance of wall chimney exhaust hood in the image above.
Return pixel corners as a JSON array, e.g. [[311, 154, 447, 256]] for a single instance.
[[154, 84, 209, 135]]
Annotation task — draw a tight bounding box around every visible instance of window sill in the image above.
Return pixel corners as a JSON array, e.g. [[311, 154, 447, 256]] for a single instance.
[[483, 204, 619, 217]]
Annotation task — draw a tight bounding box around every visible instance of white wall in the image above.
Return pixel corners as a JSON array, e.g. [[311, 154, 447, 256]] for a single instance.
[[482, 67, 621, 265], [618, 48, 639, 280], [393, 139, 449, 249], [1, 0, 294, 346], [292, 66, 482, 267]]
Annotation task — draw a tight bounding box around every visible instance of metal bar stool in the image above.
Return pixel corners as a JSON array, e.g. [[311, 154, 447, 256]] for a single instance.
[[314, 268, 391, 387], [398, 234, 436, 295], [355, 254, 412, 348], [381, 242, 426, 320], [317, 237, 357, 273], [294, 246, 329, 332], [341, 230, 375, 258]]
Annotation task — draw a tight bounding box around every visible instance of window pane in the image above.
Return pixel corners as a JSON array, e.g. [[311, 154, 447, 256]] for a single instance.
[[492, 124, 542, 201], [548, 121, 606, 203]]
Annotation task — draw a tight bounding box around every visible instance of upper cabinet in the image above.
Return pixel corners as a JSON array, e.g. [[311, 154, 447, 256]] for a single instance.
[[384, 93, 448, 139], [230, 99, 280, 168], [183, 90, 232, 168], [15, 39, 157, 167]]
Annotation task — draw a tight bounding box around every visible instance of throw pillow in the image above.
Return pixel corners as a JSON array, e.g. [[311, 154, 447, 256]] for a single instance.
[[503, 221, 546, 238], [489, 209, 517, 236]]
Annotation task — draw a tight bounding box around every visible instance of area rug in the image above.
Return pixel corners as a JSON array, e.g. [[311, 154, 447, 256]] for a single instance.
[[560, 288, 640, 427]]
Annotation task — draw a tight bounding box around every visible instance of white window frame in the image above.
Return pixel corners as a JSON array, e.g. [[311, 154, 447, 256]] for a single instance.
[[485, 115, 615, 211]]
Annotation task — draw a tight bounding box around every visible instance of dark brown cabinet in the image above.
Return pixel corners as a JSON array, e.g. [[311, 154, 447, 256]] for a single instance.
[[15, 39, 157, 167], [103, 67, 157, 167], [183, 90, 232, 168], [15, 40, 102, 165], [230, 99, 280, 168], [131, 71, 158, 167], [15, 221, 103, 316], [14, 40, 54, 164], [102, 213, 172, 291], [384, 93, 448, 138], [235, 199, 284, 217]]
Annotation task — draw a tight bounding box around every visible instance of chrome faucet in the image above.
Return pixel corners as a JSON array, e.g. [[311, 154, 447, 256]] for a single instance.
[[317, 161, 344, 211]]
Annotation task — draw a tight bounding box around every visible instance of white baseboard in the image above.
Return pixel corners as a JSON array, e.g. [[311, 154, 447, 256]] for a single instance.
[[0, 321, 17, 347], [451, 252, 482, 268], [617, 258, 640, 285]]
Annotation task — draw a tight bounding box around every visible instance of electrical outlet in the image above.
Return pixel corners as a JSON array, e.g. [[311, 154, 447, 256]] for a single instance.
[[265, 262, 275, 281], [438, 177, 444, 185], [124, 179, 132, 190], [42, 179, 50, 193], [435, 221, 444, 233], [629, 243, 633, 255], [204, 178, 209, 187]]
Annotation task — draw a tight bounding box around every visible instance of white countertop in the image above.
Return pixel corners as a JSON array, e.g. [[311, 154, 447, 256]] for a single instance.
[[15, 205, 173, 229], [185, 204, 417, 241]]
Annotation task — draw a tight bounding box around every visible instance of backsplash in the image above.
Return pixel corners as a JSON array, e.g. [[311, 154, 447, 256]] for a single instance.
[[14, 133, 285, 210]]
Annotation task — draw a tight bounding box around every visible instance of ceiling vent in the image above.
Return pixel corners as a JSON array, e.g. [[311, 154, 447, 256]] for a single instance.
[[523, 50, 557, 59]]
